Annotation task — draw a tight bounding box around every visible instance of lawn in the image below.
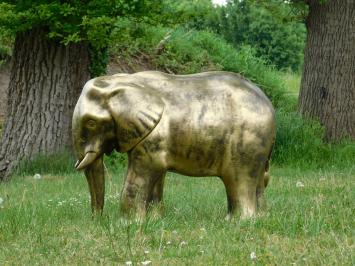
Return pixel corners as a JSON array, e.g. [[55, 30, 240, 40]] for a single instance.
[[0, 164, 354, 265]]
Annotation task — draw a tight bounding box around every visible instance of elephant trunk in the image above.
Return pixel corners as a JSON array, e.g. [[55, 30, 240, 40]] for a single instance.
[[83, 156, 105, 213]]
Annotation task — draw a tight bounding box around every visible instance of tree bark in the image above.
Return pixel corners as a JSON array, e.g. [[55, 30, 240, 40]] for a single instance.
[[299, 0, 355, 141], [0, 28, 90, 180]]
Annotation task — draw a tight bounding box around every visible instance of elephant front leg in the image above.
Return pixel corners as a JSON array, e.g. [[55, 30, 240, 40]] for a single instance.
[[84, 157, 105, 214], [120, 167, 156, 218]]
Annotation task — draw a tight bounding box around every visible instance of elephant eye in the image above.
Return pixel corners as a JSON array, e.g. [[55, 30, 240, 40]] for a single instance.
[[86, 119, 96, 128]]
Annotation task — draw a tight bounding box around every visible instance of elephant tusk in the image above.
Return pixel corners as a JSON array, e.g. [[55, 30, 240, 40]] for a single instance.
[[76, 152, 99, 170]]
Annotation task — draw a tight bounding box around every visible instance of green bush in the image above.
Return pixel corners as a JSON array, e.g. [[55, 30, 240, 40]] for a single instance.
[[105, 151, 127, 172], [274, 110, 355, 168], [0, 28, 13, 65], [214, 0, 306, 72]]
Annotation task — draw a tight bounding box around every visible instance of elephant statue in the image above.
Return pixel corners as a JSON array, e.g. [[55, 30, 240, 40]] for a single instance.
[[72, 71, 276, 218]]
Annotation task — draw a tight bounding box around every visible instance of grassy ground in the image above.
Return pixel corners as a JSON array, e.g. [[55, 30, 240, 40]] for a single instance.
[[0, 164, 354, 265]]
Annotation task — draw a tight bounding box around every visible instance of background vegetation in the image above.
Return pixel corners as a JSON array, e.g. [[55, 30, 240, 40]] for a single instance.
[[1, 0, 352, 170], [0, 0, 354, 264]]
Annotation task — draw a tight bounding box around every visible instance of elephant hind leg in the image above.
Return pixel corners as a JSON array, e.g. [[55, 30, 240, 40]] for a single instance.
[[222, 172, 259, 219]]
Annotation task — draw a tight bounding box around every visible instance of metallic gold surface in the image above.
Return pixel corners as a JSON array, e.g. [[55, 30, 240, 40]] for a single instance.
[[72, 71, 276, 218]]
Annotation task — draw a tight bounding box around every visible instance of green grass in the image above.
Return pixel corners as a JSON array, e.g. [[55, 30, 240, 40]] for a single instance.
[[282, 71, 301, 97], [0, 164, 354, 265]]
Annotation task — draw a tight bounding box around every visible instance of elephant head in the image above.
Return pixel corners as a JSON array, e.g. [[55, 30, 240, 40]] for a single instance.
[[72, 77, 165, 212]]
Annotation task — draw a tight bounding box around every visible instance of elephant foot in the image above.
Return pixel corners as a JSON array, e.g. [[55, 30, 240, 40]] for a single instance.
[[147, 201, 165, 219], [120, 167, 166, 219], [120, 198, 165, 220], [256, 194, 267, 211], [240, 206, 256, 219], [90, 208, 104, 218], [120, 196, 148, 218], [238, 184, 257, 219], [225, 213, 233, 221]]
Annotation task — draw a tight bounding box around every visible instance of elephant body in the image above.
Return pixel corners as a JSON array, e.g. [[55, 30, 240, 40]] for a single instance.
[[72, 71, 276, 218]]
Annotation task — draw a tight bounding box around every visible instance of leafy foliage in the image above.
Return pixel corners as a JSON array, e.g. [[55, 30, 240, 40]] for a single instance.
[[0, 1, 160, 46], [0, 0, 164, 75], [213, 0, 306, 71], [0, 28, 12, 64], [159, 0, 220, 30]]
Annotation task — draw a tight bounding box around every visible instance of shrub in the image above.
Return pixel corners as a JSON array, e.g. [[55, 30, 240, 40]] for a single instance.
[[274, 110, 355, 168]]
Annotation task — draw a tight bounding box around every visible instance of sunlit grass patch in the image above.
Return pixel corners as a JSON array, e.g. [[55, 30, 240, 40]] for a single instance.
[[282, 71, 301, 97], [0, 166, 354, 264]]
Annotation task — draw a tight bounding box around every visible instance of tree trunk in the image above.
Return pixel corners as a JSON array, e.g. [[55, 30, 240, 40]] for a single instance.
[[299, 0, 355, 141], [0, 28, 90, 180]]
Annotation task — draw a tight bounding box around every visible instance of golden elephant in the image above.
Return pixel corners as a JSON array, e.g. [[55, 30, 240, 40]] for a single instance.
[[72, 71, 276, 218]]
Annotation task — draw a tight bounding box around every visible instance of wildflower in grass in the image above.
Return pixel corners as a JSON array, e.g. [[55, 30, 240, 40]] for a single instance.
[[0, 197, 4, 205], [144, 250, 149, 255], [57, 200, 66, 206], [250, 251, 257, 260], [180, 241, 187, 246], [200, 227, 206, 239], [125, 261, 132, 265], [33, 173, 42, 180], [296, 181, 305, 188], [166, 241, 171, 245], [141, 260, 152, 265]]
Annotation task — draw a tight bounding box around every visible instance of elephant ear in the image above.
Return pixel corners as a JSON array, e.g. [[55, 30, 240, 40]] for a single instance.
[[107, 84, 165, 152]]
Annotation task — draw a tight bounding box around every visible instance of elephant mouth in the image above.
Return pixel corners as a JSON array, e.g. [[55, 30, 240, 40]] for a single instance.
[[75, 151, 99, 170]]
